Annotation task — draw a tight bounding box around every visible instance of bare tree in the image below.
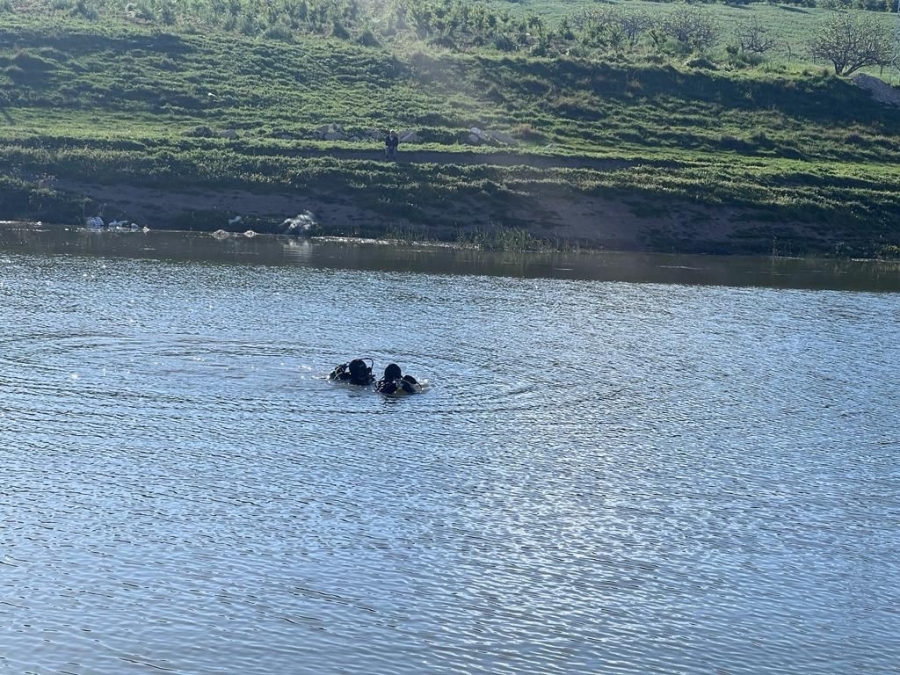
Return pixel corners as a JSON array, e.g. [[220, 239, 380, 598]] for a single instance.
[[809, 11, 892, 76], [574, 7, 651, 52], [619, 10, 652, 50], [660, 6, 719, 52], [735, 17, 777, 55]]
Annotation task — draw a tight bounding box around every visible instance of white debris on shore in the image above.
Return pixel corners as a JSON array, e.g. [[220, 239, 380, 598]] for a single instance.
[[85, 216, 147, 232], [281, 211, 318, 235]]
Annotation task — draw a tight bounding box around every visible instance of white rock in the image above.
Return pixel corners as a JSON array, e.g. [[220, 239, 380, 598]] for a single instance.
[[281, 211, 318, 235], [488, 130, 516, 145]]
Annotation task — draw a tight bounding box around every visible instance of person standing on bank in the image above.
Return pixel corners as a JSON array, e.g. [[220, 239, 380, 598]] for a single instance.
[[384, 129, 399, 161]]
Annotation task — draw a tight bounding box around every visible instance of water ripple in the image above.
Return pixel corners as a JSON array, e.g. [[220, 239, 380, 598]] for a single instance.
[[2, 250, 899, 674]]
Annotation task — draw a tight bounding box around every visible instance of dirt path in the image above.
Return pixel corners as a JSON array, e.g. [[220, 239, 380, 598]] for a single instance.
[[244, 146, 639, 171]]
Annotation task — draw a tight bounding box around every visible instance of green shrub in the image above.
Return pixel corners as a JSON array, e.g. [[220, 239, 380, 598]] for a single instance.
[[70, 0, 99, 21], [512, 123, 546, 143], [332, 19, 350, 39], [265, 23, 295, 41], [11, 50, 53, 71], [357, 27, 380, 47], [683, 55, 717, 69]]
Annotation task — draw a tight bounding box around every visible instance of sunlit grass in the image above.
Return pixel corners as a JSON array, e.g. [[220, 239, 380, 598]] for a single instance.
[[2, 3, 900, 255]]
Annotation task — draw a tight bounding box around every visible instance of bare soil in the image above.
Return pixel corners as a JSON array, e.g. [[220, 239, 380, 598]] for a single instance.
[[45, 149, 816, 254]]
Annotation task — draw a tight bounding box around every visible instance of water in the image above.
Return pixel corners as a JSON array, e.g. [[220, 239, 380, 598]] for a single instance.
[[2, 225, 899, 674]]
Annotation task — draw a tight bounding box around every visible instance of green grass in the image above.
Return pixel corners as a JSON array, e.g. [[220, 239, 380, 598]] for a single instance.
[[2, 1, 900, 255], [493, 0, 900, 70]]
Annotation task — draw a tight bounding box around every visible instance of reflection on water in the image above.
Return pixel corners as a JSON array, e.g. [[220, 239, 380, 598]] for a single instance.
[[1, 222, 899, 290], [2, 222, 899, 675]]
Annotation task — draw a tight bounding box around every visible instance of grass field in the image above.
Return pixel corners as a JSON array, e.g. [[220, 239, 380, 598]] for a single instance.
[[2, 0, 900, 255]]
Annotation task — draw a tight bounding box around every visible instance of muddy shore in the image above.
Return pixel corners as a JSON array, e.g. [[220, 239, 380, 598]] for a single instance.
[[36, 177, 828, 257]]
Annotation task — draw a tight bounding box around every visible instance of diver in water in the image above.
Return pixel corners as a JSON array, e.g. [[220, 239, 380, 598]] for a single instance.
[[328, 358, 375, 386], [375, 363, 421, 394]]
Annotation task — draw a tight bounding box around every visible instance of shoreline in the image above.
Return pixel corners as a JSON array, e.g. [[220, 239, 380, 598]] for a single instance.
[[6, 220, 900, 296], [3, 12, 900, 260], [1, 178, 849, 257]]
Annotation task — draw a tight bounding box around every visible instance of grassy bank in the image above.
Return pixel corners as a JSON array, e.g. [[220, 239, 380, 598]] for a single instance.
[[2, 1, 900, 255]]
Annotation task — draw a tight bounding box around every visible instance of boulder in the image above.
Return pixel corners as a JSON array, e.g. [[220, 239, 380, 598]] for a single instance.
[[488, 130, 516, 146], [850, 73, 900, 107], [315, 123, 348, 140]]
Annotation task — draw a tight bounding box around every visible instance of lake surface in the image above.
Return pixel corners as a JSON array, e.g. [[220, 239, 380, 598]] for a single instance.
[[2, 224, 899, 674]]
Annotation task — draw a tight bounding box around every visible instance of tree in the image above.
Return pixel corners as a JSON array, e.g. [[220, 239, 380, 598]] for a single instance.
[[660, 6, 719, 53], [808, 11, 892, 76], [619, 10, 651, 50], [735, 17, 777, 55]]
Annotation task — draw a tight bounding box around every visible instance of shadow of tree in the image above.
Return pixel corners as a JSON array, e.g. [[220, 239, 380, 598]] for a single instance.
[[0, 28, 197, 59], [476, 56, 900, 127]]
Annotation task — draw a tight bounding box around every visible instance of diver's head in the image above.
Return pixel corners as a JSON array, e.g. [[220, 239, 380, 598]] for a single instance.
[[383, 363, 402, 380], [348, 359, 369, 380]]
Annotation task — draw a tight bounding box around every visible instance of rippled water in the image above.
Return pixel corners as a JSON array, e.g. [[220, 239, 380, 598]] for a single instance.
[[2, 227, 899, 674]]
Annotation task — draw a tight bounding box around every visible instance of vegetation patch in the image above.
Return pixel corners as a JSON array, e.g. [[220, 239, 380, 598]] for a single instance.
[[1, 1, 899, 254]]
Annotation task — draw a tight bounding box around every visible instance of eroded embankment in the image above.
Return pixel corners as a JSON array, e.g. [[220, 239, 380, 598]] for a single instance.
[[1, 149, 882, 256]]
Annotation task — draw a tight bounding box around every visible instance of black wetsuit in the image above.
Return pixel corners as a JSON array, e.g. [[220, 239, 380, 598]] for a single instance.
[[384, 134, 399, 159], [329, 360, 374, 386], [376, 374, 419, 394]]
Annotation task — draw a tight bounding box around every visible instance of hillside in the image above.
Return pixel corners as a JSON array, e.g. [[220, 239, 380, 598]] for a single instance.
[[2, 1, 900, 255]]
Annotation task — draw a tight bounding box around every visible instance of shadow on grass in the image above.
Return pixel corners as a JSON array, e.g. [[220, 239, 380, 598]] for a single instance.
[[473, 56, 900, 128], [0, 26, 196, 60]]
